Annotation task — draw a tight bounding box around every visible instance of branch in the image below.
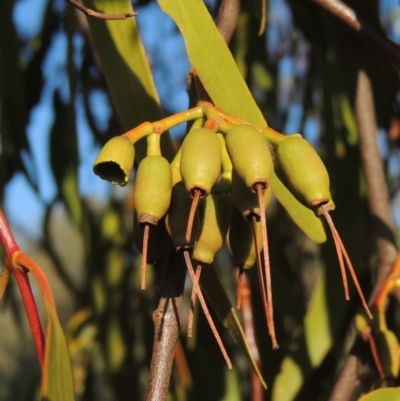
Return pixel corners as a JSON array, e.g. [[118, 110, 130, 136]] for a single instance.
[[328, 70, 398, 401], [311, 0, 400, 69], [216, 0, 241, 44], [145, 251, 187, 401], [66, 0, 137, 20]]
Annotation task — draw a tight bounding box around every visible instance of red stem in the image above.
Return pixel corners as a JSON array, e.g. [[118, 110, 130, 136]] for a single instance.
[[0, 210, 45, 369], [12, 266, 45, 370], [0, 210, 20, 261]]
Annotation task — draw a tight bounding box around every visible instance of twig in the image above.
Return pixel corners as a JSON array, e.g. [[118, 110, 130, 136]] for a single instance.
[[145, 250, 187, 401], [311, 0, 400, 69], [328, 70, 398, 401], [216, 0, 241, 44], [356, 70, 398, 301], [66, 0, 137, 20]]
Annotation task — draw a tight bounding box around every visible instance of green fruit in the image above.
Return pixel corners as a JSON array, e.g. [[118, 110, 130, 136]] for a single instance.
[[228, 205, 263, 268], [133, 156, 172, 225], [375, 330, 399, 378], [231, 169, 272, 218], [93, 136, 135, 186], [193, 194, 232, 264], [180, 127, 222, 196], [165, 182, 200, 250], [225, 124, 273, 192], [276, 136, 332, 213], [133, 212, 172, 263]]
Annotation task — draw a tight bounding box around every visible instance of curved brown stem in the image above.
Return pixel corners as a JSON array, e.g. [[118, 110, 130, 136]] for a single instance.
[[311, 0, 400, 69], [66, 0, 137, 20]]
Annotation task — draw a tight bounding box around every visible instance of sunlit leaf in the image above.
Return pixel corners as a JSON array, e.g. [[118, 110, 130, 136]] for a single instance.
[[200, 263, 267, 389], [82, 0, 174, 162], [358, 387, 400, 401], [157, 0, 266, 126], [42, 303, 76, 401]]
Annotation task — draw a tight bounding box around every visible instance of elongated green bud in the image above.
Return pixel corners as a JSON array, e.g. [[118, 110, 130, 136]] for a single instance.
[[133, 212, 171, 263], [133, 156, 172, 225], [180, 128, 222, 197], [376, 330, 399, 378], [165, 182, 199, 250], [193, 194, 232, 264], [228, 206, 263, 268], [93, 136, 135, 186], [231, 169, 272, 218], [276, 136, 333, 215], [225, 124, 273, 192]]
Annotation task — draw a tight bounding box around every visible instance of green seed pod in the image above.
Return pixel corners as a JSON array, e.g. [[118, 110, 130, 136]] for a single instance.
[[276, 136, 333, 215], [180, 127, 222, 197], [133, 212, 171, 263], [228, 205, 263, 268], [225, 124, 273, 192], [165, 182, 200, 250], [375, 330, 399, 378], [133, 156, 172, 225], [93, 136, 135, 186], [231, 169, 272, 218], [192, 194, 233, 264]]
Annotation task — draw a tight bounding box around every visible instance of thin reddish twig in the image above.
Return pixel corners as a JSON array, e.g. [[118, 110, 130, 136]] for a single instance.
[[66, 0, 137, 20]]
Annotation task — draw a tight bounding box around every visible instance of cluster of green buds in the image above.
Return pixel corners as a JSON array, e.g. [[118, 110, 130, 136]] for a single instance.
[[93, 101, 372, 366]]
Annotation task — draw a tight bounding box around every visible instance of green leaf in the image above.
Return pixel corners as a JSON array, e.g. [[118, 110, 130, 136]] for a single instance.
[[42, 304, 75, 401], [157, 0, 327, 244], [272, 272, 332, 401], [358, 387, 400, 401], [82, 0, 174, 162], [157, 0, 266, 126], [270, 172, 327, 243], [12, 252, 75, 401], [200, 263, 267, 389]]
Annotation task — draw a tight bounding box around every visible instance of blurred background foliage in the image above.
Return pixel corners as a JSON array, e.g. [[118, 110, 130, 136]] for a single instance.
[[1, 0, 400, 400]]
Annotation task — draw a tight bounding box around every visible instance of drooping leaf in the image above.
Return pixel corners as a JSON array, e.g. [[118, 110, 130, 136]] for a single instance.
[[157, 0, 266, 126], [42, 303, 76, 401], [358, 387, 400, 401], [12, 252, 75, 401], [81, 0, 174, 162], [200, 263, 267, 389]]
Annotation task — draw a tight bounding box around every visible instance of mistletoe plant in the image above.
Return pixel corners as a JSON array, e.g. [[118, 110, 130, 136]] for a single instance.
[[93, 100, 372, 379]]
